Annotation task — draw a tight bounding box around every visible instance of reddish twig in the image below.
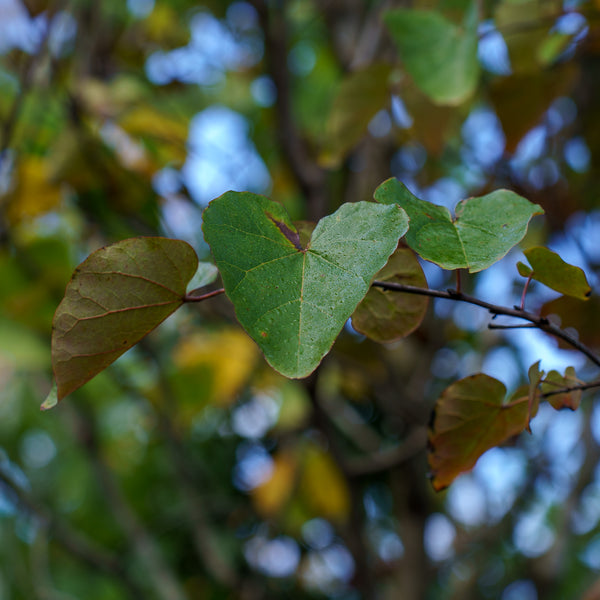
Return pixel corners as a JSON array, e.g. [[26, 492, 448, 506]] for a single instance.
[[184, 288, 225, 302]]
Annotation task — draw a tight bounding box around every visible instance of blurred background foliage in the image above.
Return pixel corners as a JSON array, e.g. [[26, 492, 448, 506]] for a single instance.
[[2, 0, 600, 598]]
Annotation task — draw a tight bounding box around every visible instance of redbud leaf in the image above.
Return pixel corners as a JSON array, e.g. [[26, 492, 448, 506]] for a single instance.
[[517, 246, 591, 300], [429, 374, 535, 491], [51, 237, 198, 403], [375, 178, 544, 272], [202, 192, 408, 378], [352, 246, 429, 342]]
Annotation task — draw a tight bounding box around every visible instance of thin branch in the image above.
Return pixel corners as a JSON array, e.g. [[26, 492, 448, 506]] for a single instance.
[[372, 281, 600, 368], [346, 427, 428, 477], [184, 287, 225, 302], [304, 373, 376, 600], [480, 7, 598, 41], [136, 341, 239, 587], [488, 323, 537, 330], [520, 273, 533, 310], [541, 379, 600, 399]]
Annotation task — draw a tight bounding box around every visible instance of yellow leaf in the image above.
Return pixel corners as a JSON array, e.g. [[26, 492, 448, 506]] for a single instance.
[[300, 446, 350, 522], [252, 452, 297, 517], [172, 328, 258, 406], [144, 3, 190, 47], [119, 106, 188, 164], [6, 157, 62, 224]]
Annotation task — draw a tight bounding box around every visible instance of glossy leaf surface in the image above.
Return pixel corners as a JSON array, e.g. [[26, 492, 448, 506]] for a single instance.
[[429, 374, 535, 490], [375, 178, 544, 272], [352, 246, 429, 342], [51, 237, 198, 401], [517, 246, 591, 300], [202, 191, 408, 378], [384, 4, 479, 105]]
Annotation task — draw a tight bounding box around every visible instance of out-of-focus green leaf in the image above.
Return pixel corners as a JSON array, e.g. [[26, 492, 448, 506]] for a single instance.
[[541, 295, 600, 349], [0, 318, 49, 370], [51, 237, 198, 402], [375, 178, 544, 272], [384, 2, 479, 105], [429, 375, 534, 491], [490, 65, 578, 152], [517, 246, 591, 300], [402, 86, 457, 156], [321, 63, 392, 166], [495, 0, 563, 73], [185, 261, 219, 294], [352, 246, 429, 342], [273, 381, 311, 432], [537, 33, 573, 66], [202, 192, 408, 378], [541, 367, 582, 411]]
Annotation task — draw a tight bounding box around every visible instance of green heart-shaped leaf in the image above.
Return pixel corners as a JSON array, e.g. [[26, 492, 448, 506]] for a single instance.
[[375, 178, 544, 272], [384, 4, 479, 105], [517, 246, 591, 300], [202, 192, 408, 378], [51, 237, 198, 402]]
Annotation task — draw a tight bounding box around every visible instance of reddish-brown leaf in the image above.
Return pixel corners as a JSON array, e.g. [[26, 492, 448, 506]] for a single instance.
[[428, 374, 536, 491], [352, 246, 428, 342], [51, 237, 198, 402]]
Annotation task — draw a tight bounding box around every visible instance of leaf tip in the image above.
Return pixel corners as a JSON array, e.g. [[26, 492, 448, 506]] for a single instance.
[[41, 381, 59, 411]]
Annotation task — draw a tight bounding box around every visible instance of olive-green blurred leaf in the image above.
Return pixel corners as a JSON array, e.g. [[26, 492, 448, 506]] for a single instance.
[[202, 191, 408, 378], [186, 261, 219, 294], [375, 178, 544, 272], [322, 63, 392, 166], [429, 375, 534, 491], [384, 2, 479, 105], [517, 246, 591, 300], [495, 0, 562, 73], [51, 237, 198, 402], [541, 295, 600, 350], [490, 65, 579, 152], [541, 366, 582, 411], [0, 318, 50, 370], [527, 360, 544, 432], [352, 246, 429, 342]]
